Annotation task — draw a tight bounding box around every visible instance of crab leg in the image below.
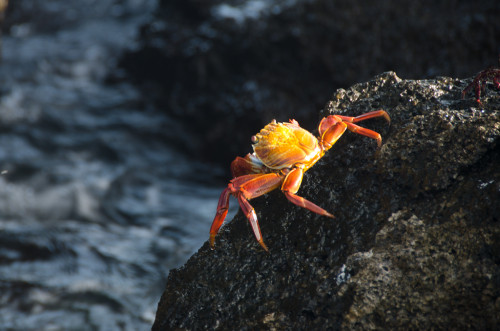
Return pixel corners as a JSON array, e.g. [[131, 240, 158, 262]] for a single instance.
[[319, 111, 390, 149], [235, 173, 283, 200], [336, 110, 391, 124], [230, 153, 266, 177], [209, 187, 231, 249], [335, 111, 389, 147], [461, 85, 472, 99], [344, 122, 383, 147], [236, 195, 268, 251], [320, 121, 347, 150], [235, 173, 282, 251], [209, 173, 282, 251], [282, 167, 334, 218]]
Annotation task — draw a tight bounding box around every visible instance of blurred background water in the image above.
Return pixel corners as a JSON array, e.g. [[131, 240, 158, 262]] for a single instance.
[[0, 0, 233, 329]]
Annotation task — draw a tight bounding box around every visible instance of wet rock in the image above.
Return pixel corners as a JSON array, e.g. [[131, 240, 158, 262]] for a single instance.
[[152, 72, 500, 330], [121, 0, 500, 166]]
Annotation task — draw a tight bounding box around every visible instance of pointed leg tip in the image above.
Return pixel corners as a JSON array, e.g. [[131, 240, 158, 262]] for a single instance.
[[382, 111, 391, 124], [259, 240, 269, 252], [209, 235, 216, 250]]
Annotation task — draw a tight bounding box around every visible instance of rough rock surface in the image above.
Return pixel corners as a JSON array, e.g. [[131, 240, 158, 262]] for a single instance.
[[153, 72, 499, 330], [121, 0, 500, 166]]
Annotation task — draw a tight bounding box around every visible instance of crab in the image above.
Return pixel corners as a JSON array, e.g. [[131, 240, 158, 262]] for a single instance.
[[209, 110, 390, 251], [462, 57, 500, 104]]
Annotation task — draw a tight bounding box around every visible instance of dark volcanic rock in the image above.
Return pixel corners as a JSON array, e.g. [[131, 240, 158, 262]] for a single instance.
[[152, 73, 499, 330], [121, 0, 500, 166]]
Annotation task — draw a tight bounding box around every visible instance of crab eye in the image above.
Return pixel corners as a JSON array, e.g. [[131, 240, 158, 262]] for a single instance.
[[251, 135, 258, 143]]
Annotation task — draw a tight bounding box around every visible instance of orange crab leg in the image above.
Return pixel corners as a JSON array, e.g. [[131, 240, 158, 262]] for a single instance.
[[230, 153, 266, 177], [334, 110, 390, 147], [235, 173, 283, 200], [209, 173, 282, 251], [320, 121, 348, 150], [235, 173, 282, 251], [344, 122, 383, 147], [282, 167, 334, 218], [319, 110, 390, 149], [236, 195, 268, 251], [209, 187, 231, 248], [336, 110, 391, 124]]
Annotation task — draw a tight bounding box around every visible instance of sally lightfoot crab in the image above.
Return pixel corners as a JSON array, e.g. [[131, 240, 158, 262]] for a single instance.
[[209, 110, 390, 251], [462, 57, 500, 104]]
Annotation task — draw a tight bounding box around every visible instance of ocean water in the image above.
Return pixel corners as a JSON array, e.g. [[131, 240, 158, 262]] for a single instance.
[[0, 1, 237, 329]]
